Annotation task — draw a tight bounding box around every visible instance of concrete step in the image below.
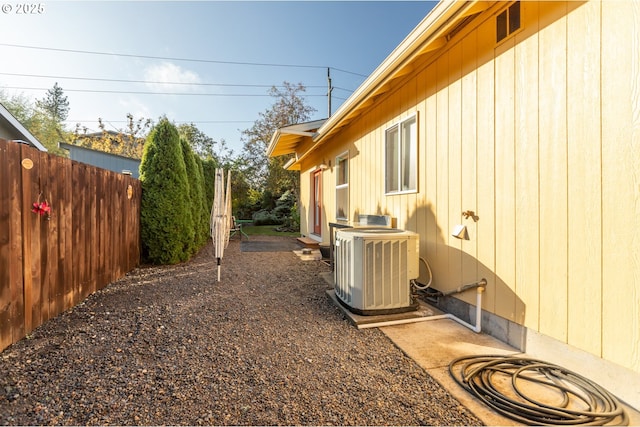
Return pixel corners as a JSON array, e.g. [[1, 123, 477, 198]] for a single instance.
[[296, 237, 320, 249]]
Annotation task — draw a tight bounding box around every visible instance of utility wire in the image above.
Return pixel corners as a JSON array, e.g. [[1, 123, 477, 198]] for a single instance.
[[0, 72, 327, 89], [69, 119, 253, 124], [0, 43, 368, 78], [0, 85, 328, 97]]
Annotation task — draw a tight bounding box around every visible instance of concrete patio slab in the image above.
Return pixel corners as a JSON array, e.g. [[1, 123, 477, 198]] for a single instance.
[[380, 319, 521, 426], [324, 281, 640, 426], [379, 319, 640, 426]]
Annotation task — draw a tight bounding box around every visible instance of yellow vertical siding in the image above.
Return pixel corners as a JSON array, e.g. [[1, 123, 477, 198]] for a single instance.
[[299, 0, 639, 374], [416, 67, 430, 279], [514, 1, 540, 330], [371, 111, 382, 217], [600, 0, 640, 370], [494, 36, 517, 322], [566, 0, 602, 357], [435, 54, 451, 289], [537, 1, 569, 342], [352, 134, 362, 224], [475, 16, 497, 314], [423, 63, 439, 284], [403, 79, 419, 232], [448, 43, 464, 296], [461, 31, 480, 293]]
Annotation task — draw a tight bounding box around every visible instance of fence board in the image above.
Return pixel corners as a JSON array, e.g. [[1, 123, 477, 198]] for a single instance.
[[0, 139, 141, 352], [20, 144, 34, 333], [0, 142, 11, 349], [61, 158, 73, 311], [7, 142, 25, 343], [38, 150, 51, 324], [49, 157, 67, 313]]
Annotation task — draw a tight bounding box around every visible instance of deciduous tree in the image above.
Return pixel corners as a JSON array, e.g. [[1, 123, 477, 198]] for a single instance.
[[178, 122, 233, 163], [0, 90, 68, 155], [240, 81, 315, 200], [73, 114, 151, 158]]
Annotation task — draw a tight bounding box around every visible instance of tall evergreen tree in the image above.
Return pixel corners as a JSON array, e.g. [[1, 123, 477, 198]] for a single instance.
[[36, 82, 69, 123], [139, 118, 193, 264], [180, 137, 206, 253], [194, 156, 210, 246]]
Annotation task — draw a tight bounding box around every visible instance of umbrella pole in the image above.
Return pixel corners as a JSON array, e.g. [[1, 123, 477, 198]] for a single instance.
[[217, 258, 221, 282]]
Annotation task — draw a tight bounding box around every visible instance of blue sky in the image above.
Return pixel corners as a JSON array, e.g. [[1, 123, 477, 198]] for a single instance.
[[1, 1, 436, 153]]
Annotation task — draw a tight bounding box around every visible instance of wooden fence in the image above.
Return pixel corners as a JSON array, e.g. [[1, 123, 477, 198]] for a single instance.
[[0, 139, 141, 352]]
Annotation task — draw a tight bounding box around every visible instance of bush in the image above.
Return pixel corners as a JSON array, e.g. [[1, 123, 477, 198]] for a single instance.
[[194, 157, 210, 246], [139, 118, 193, 265], [181, 138, 209, 252], [275, 202, 300, 233], [252, 209, 282, 226], [272, 190, 295, 219]]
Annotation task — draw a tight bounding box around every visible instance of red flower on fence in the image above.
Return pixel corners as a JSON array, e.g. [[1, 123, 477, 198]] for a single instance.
[[32, 200, 51, 219]]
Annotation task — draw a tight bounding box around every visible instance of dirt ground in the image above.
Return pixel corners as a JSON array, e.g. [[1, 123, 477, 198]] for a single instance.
[[0, 235, 482, 426]]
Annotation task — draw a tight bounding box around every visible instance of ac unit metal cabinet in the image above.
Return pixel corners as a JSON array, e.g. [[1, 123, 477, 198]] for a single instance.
[[334, 228, 419, 315]]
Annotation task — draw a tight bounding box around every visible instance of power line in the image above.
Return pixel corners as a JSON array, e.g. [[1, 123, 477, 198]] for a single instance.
[[0, 85, 329, 97], [0, 43, 368, 77], [69, 119, 253, 124], [0, 42, 323, 69], [0, 71, 327, 89]]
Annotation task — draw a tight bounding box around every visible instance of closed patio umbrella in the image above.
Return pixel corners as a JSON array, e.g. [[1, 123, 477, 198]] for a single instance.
[[210, 168, 231, 281]]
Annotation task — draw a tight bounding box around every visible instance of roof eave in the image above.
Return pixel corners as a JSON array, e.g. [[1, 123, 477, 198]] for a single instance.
[[317, 1, 488, 140], [266, 118, 327, 158], [285, 0, 490, 168], [0, 102, 48, 152]]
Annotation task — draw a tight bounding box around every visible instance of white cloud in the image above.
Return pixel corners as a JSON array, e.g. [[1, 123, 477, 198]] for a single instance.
[[143, 62, 201, 93], [118, 97, 153, 121]]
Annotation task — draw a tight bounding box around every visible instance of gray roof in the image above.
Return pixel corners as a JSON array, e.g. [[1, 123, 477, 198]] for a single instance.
[[59, 142, 141, 179], [0, 102, 48, 151]]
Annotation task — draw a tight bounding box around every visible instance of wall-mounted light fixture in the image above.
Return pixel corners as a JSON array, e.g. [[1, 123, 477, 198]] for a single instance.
[[452, 210, 478, 240], [451, 224, 469, 240]]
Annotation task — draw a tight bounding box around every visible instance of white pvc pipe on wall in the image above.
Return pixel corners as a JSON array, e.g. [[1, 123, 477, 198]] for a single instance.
[[358, 284, 485, 332]]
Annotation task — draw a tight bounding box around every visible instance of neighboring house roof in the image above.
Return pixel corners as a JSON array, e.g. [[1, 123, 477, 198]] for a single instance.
[[59, 142, 141, 179], [0, 102, 48, 151], [268, 0, 488, 169], [74, 130, 137, 143]]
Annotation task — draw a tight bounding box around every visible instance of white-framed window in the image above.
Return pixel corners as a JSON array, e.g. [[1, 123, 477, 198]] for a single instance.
[[385, 114, 417, 194], [335, 152, 349, 220]]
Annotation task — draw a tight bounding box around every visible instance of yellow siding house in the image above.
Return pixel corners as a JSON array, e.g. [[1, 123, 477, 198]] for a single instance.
[[268, 0, 640, 409]]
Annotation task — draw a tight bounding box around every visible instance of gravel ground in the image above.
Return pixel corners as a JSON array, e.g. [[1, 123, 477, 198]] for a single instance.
[[0, 236, 483, 426]]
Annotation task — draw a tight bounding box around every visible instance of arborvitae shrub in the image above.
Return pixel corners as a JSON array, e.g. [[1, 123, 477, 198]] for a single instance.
[[201, 159, 216, 212], [181, 138, 208, 252], [194, 156, 210, 246], [139, 118, 193, 264]]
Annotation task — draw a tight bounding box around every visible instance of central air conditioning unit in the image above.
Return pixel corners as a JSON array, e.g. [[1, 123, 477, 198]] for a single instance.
[[334, 228, 419, 315]]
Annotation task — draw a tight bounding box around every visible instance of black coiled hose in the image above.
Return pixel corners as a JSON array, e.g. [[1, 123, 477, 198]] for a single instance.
[[448, 355, 629, 426]]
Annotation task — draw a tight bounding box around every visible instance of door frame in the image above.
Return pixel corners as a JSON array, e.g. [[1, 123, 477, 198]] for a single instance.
[[312, 169, 322, 236]]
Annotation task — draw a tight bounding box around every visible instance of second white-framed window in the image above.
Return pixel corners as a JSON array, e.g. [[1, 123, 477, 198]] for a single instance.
[[385, 114, 417, 195], [335, 151, 349, 220]]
